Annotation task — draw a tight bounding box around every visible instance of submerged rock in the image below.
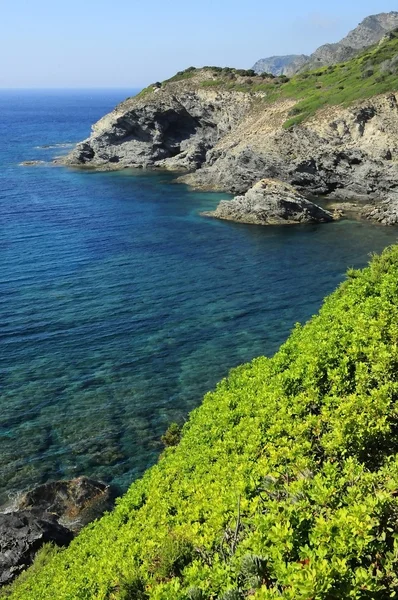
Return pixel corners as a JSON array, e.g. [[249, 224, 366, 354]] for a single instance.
[[0, 511, 72, 585], [19, 160, 46, 166], [202, 179, 335, 225]]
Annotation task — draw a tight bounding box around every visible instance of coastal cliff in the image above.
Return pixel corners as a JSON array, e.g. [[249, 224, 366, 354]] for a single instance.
[[62, 32, 398, 225]]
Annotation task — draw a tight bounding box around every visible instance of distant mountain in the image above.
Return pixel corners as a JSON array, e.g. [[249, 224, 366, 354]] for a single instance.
[[252, 54, 309, 76], [253, 11, 398, 75]]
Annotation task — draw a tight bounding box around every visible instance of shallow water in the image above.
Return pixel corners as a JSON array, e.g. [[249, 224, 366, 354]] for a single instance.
[[0, 89, 397, 503]]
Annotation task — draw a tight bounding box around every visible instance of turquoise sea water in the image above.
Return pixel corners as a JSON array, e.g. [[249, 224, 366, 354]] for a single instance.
[[1, 89, 397, 504]]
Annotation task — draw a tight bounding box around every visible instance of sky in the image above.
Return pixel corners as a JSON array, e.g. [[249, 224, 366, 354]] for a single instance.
[[0, 0, 396, 88]]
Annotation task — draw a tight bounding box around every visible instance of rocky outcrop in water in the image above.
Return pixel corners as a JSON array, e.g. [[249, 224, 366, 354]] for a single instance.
[[62, 73, 253, 172], [0, 477, 111, 585], [16, 476, 112, 532], [0, 511, 72, 585], [203, 179, 334, 225]]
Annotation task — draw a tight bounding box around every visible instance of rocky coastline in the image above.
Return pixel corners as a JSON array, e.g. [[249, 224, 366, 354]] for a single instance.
[[56, 63, 398, 226], [0, 477, 112, 585]]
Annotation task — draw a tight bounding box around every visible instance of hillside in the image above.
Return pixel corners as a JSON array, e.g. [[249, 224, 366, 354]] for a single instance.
[[5, 244, 398, 599], [62, 34, 398, 224], [252, 11, 398, 75]]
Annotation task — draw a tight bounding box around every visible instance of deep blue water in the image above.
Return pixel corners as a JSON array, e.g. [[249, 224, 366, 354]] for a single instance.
[[1, 89, 397, 503]]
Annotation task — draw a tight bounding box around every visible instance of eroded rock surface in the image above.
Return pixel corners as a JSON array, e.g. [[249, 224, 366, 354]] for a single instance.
[[16, 476, 112, 532], [60, 68, 398, 225], [203, 179, 334, 225], [0, 477, 111, 585], [0, 511, 72, 585]]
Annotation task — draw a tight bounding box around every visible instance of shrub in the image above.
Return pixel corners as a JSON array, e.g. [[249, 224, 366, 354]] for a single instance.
[[361, 68, 374, 78], [161, 422, 181, 447]]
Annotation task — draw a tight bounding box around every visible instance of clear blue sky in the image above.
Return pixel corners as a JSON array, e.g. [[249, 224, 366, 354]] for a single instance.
[[0, 0, 396, 88]]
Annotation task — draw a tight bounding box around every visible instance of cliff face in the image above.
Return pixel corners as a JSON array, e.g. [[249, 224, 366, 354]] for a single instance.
[[65, 75, 254, 172], [253, 11, 398, 75], [63, 36, 398, 225], [179, 94, 398, 211]]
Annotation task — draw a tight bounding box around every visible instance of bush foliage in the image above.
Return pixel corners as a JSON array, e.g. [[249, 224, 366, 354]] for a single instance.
[[6, 245, 398, 599]]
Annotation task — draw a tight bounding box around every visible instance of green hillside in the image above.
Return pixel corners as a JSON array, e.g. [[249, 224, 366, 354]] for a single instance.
[[5, 244, 398, 599], [146, 31, 398, 129]]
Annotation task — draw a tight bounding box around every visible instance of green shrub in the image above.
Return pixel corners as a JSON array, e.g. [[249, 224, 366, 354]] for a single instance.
[[161, 422, 182, 447]]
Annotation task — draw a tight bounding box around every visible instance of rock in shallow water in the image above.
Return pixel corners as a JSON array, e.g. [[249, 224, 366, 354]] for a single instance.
[[202, 178, 335, 225], [0, 477, 112, 586], [16, 476, 112, 532], [0, 511, 72, 585]]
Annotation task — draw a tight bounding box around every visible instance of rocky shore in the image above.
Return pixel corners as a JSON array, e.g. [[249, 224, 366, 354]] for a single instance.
[[57, 70, 398, 226], [52, 28, 398, 227], [0, 477, 112, 585]]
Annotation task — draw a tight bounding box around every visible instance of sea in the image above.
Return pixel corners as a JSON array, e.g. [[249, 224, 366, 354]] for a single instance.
[[0, 88, 397, 504]]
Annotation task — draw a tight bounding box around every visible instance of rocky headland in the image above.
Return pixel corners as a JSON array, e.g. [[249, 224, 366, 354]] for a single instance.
[[58, 23, 398, 226]]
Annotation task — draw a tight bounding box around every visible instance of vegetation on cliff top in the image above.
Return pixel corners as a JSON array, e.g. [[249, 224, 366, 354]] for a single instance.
[[138, 32, 398, 128], [5, 244, 398, 599]]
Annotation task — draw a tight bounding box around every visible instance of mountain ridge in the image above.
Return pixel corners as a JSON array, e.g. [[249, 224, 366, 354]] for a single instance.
[[253, 11, 398, 75]]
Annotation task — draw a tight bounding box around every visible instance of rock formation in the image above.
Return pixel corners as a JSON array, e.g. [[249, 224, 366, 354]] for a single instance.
[[203, 179, 334, 225], [0, 512, 72, 585], [0, 477, 111, 585], [59, 31, 398, 225], [252, 55, 309, 76], [16, 476, 112, 532]]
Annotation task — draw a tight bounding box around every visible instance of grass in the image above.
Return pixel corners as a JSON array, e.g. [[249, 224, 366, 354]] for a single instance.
[[125, 33, 398, 126]]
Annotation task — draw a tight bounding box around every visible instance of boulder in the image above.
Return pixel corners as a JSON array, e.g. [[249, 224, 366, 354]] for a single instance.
[[0, 477, 112, 586], [0, 511, 72, 585], [16, 476, 112, 532], [202, 179, 335, 225]]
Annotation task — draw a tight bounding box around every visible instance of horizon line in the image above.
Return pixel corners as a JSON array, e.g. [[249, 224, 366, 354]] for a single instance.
[[0, 86, 143, 91]]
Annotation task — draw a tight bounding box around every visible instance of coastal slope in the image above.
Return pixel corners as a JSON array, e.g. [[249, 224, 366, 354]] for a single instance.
[[6, 245, 398, 599], [62, 33, 398, 224]]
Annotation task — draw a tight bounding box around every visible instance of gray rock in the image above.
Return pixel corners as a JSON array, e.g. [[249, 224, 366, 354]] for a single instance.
[[60, 61, 398, 226], [0, 511, 72, 585], [303, 11, 398, 72], [362, 192, 398, 225], [0, 477, 112, 586], [19, 160, 46, 167], [202, 179, 334, 225], [61, 82, 253, 172]]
